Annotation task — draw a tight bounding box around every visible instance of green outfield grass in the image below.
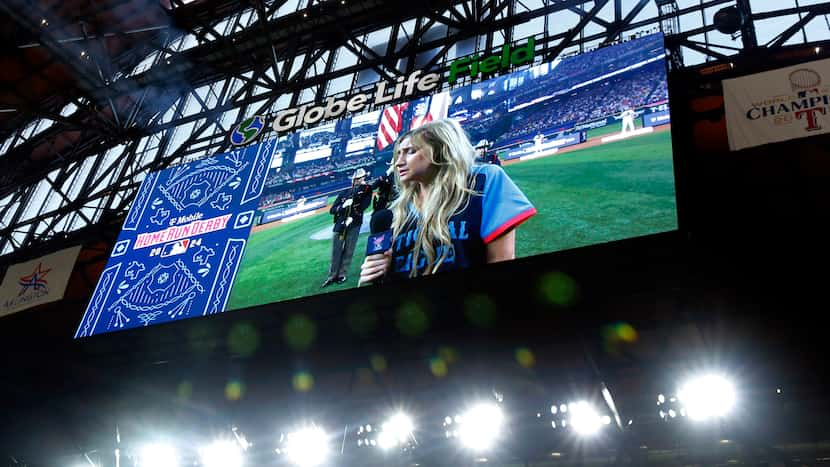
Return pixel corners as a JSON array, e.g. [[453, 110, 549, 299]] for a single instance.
[[226, 129, 677, 309], [507, 129, 676, 259], [226, 209, 373, 310], [585, 121, 645, 139]]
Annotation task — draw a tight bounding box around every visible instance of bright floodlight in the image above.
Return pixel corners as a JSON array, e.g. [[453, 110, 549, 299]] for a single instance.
[[138, 443, 179, 467], [677, 374, 736, 421], [569, 401, 603, 436], [378, 413, 414, 450], [200, 440, 243, 467], [285, 426, 329, 467], [458, 403, 504, 451]]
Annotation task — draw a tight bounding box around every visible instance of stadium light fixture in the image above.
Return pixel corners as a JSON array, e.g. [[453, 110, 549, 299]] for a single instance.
[[200, 440, 243, 467], [137, 443, 179, 467], [284, 426, 329, 467], [458, 403, 504, 451], [377, 412, 414, 450], [677, 374, 736, 421], [569, 401, 603, 436]]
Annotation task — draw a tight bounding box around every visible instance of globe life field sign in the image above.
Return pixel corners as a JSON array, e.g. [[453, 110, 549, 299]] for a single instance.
[[448, 37, 535, 85]]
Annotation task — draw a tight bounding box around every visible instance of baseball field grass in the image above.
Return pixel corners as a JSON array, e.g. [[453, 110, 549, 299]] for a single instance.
[[586, 121, 643, 139], [226, 128, 677, 310]]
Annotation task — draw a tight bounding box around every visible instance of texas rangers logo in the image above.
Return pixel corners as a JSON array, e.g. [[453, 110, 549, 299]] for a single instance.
[[230, 115, 266, 146], [18, 263, 51, 296]]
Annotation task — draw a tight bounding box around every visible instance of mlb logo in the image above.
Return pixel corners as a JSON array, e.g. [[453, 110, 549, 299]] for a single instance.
[[366, 231, 392, 255], [161, 239, 190, 258]]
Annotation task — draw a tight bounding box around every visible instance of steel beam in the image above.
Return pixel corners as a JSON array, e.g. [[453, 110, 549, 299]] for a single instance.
[[2, 0, 827, 256]]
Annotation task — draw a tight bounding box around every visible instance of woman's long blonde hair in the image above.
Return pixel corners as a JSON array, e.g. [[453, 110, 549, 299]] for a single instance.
[[391, 119, 477, 277]]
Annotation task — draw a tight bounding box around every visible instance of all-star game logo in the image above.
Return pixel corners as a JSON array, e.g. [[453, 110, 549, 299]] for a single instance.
[[745, 68, 830, 131], [230, 115, 266, 146], [18, 262, 51, 296], [2, 262, 53, 311], [372, 236, 385, 251]]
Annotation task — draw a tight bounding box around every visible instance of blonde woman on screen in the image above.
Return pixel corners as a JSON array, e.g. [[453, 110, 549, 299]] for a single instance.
[[359, 118, 536, 284]]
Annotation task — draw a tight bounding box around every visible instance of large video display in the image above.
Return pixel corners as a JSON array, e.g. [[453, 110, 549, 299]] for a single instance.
[[76, 33, 677, 336], [226, 32, 676, 309]]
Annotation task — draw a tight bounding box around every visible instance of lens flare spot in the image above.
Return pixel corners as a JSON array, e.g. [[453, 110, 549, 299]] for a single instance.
[[292, 372, 315, 392], [177, 381, 193, 401], [188, 322, 218, 354], [615, 323, 638, 342], [396, 301, 429, 337], [284, 314, 317, 351], [538, 272, 578, 306], [430, 357, 449, 378], [346, 303, 378, 337], [370, 353, 388, 372], [438, 346, 459, 364], [464, 294, 498, 327], [602, 322, 639, 345], [225, 380, 245, 401], [228, 322, 260, 357], [515, 347, 536, 368]]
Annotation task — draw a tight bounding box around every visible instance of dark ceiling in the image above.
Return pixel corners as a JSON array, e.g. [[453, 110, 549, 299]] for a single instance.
[[0, 0, 174, 132]]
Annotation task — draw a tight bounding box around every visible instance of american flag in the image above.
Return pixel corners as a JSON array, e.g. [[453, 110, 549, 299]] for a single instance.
[[410, 91, 451, 130], [376, 103, 409, 151]]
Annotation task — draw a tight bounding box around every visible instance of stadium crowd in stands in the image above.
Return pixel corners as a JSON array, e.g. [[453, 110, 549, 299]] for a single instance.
[[452, 34, 667, 145], [259, 190, 292, 208], [496, 62, 667, 143], [299, 129, 337, 148], [528, 33, 664, 94], [259, 153, 379, 210], [456, 33, 664, 110], [349, 122, 376, 138]]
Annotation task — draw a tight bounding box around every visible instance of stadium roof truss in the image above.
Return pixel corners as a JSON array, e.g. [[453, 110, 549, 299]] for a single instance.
[[1, 0, 829, 258]]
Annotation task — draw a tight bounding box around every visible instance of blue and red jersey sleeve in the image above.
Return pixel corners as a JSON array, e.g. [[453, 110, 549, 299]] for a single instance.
[[476, 164, 537, 244]]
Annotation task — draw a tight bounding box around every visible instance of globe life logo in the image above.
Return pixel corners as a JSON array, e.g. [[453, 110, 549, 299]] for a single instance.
[[269, 38, 535, 134], [230, 115, 266, 146], [273, 70, 441, 133]]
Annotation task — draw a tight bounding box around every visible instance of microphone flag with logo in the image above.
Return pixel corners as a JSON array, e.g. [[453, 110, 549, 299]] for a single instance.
[[366, 209, 393, 255]]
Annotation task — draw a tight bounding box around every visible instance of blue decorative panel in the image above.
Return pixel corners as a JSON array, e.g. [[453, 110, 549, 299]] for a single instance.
[[75, 144, 269, 338]]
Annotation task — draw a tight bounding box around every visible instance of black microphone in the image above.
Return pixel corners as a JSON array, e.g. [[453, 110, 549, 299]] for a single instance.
[[366, 209, 393, 256]]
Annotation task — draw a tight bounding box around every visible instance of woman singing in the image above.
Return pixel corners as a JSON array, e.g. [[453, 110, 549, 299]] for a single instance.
[[359, 119, 536, 284]]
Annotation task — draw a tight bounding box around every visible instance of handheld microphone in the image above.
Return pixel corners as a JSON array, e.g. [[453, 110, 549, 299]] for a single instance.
[[366, 209, 393, 255]]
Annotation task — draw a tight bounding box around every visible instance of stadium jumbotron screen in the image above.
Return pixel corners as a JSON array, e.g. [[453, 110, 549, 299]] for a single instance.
[[226, 33, 676, 310], [75, 33, 677, 337]]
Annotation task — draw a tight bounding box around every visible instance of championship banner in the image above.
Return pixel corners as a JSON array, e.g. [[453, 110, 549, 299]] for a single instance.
[[74, 141, 271, 337], [0, 245, 81, 318], [724, 58, 830, 151]]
